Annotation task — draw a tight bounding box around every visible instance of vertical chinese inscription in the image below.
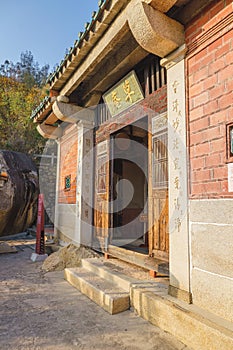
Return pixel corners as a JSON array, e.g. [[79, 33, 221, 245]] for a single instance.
[[170, 78, 184, 233]]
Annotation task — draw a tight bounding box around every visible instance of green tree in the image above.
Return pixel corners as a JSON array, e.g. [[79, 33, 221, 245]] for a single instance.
[[0, 51, 49, 88], [0, 51, 49, 154]]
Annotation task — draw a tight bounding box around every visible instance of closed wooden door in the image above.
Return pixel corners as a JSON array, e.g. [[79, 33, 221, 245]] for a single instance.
[[151, 188, 169, 260], [93, 141, 109, 250], [149, 127, 169, 261]]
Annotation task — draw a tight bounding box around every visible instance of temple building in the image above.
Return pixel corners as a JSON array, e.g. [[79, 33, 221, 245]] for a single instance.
[[32, 0, 233, 344]]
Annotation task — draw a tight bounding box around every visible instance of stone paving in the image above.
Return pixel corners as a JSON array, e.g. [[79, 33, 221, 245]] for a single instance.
[[0, 237, 191, 350]]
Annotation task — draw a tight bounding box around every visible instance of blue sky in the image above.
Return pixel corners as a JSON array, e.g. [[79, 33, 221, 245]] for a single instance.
[[0, 0, 99, 71]]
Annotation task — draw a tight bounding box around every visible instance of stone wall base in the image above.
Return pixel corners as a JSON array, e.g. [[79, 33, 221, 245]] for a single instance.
[[168, 285, 192, 304]]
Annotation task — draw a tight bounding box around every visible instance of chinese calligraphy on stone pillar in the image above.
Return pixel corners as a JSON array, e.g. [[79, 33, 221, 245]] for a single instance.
[[168, 67, 187, 234]]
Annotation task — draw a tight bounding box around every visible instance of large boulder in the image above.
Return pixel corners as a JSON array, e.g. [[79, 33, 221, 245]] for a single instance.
[[0, 151, 39, 237]]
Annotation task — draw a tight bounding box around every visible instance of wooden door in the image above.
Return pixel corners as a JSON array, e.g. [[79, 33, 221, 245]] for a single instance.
[[151, 188, 169, 260], [149, 124, 169, 261], [93, 140, 109, 250]]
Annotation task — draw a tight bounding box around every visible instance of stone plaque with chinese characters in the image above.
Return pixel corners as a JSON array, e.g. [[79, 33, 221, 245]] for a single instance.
[[103, 71, 144, 117]]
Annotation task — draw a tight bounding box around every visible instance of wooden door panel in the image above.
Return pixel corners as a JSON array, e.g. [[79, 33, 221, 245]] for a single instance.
[[149, 120, 169, 261], [152, 190, 169, 254], [94, 197, 108, 237], [93, 142, 109, 250]]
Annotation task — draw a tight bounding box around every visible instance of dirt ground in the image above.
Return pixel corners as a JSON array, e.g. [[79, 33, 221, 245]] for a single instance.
[[0, 236, 190, 350]]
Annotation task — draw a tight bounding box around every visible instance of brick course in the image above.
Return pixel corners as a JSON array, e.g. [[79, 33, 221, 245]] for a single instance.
[[58, 126, 78, 204], [186, 0, 233, 198]]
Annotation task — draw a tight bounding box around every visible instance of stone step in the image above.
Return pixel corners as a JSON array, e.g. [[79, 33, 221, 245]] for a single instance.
[[131, 285, 233, 350], [81, 258, 137, 291], [64, 267, 130, 314]]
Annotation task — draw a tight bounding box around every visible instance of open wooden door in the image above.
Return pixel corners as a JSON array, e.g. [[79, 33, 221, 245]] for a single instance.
[[149, 114, 169, 261]]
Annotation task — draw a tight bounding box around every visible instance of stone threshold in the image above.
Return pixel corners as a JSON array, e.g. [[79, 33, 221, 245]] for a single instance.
[[108, 244, 169, 276]]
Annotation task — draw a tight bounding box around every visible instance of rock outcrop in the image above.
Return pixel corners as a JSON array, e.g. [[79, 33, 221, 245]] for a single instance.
[[0, 151, 39, 236]]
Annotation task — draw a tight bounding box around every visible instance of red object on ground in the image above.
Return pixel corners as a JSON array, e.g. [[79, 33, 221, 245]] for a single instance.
[[35, 194, 45, 255], [149, 270, 157, 278], [104, 252, 110, 260]]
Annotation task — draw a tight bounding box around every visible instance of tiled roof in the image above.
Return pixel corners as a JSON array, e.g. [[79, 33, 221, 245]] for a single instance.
[[31, 0, 110, 120], [31, 95, 50, 120], [46, 0, 108, 86]]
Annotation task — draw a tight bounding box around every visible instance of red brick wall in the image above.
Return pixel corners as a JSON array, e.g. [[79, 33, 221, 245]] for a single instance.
[[58, 125, 78, 204], [186, 1, 233, 198]]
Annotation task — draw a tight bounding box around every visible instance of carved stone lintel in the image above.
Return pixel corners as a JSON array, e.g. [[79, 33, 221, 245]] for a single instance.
[[57, 95, 69, 103], [142, 0, 177, 13], [52, 101, 95, 124], [128, 1, 184, 58], [160, 44, 187, 69], [37, 123, 62, 139]]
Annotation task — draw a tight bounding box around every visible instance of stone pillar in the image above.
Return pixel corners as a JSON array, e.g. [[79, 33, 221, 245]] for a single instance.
[[161, 45, 192, 303], [54, 139, 61, 241], [74, 120, 94, 247]]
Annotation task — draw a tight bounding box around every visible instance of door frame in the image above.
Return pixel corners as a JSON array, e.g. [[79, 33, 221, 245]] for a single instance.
[[108, 118, 149, 250]]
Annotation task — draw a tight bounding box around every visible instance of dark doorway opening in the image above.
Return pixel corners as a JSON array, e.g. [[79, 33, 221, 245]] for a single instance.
[[110, 117, 148, 254]]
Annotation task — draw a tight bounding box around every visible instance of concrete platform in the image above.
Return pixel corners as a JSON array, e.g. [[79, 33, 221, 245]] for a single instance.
[[64, 267, 130, 314]]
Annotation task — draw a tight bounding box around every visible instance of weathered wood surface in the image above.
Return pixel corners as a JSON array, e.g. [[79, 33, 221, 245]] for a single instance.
[[0, 151, 39, 237]]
